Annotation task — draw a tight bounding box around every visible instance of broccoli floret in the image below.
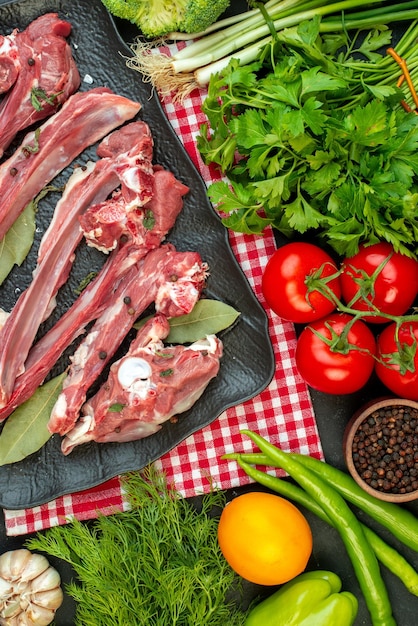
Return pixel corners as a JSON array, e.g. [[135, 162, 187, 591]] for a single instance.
[[140, 0, 187, 38], [101, 0, 230, 38], [101, 0, 148, 28], [179, 0, 231, 34]]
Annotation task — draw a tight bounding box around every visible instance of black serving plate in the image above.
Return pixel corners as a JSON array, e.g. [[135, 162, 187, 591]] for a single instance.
[[0, 0, 274, 509]]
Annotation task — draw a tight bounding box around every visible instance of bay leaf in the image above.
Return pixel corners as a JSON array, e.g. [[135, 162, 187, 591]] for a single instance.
[[0, 372, 66, 466], [0, 200, 36, 285], [135, 299, 240, 343], [0, 186, 58, 286], [166, 299, 240, 344]]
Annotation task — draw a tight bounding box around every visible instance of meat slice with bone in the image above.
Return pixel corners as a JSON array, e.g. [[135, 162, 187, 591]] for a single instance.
[[0, 13, 80, 157], [80, 166, 187, 252], [48, 243, 207, 437], [0, 151, 189, 421], [60, 313, 222, 455], [0, 117, 158, 410], [0, 86, 141, 242]]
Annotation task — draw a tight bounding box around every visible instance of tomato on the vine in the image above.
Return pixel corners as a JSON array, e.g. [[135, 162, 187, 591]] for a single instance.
[[261, 242, 341, 323], [340, 243, 418, 323], [295, 313, 376, 395], [375, 322, 418, 400]]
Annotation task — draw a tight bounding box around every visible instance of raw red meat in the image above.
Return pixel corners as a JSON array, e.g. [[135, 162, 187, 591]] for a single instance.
[[0, 119, 157, 411], [80, 166, 189, 252], [0, 86, 141, 242], [48, 243, 207, 436], [0, 154, 190, 420], [0, 13, 80, 157], [60, 313, 222, 455]]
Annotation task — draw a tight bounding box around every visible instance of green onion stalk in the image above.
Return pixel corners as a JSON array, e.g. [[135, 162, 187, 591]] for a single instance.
[[127, 0, 418, 100]]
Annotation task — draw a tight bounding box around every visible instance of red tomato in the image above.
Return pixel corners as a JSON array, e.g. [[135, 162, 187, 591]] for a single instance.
[[295, 313, 376, 395], [340, 243, 418, 323], [261, 242, 341, 323], [375, 322, 418, 400]]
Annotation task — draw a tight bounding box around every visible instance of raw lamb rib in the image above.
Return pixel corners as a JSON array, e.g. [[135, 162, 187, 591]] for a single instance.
[[0, 154, 190, 420], [0, 13, 80, 156], [0, 118, 157, 410], [0, 86, 141, 241], [61, 313, 222, 455], [48, 243, 207, 436]]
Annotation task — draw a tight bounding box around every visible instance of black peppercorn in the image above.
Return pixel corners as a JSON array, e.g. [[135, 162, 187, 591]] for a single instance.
[[351, 406, 418, 494]]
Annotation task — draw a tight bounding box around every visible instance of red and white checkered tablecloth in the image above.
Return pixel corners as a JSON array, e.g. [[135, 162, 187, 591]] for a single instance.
[[3, 63, 323, 537]]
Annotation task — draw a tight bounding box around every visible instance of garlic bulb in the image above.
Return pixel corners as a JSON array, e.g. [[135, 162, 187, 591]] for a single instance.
[[0, 549, 63, 625]]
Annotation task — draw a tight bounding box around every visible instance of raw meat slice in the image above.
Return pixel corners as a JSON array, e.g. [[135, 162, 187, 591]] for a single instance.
[[80, 166, 189, 252], [48, 243, 207, 436], [61, 313, 222, 454], [0, 159, 189, 420], [0, 13, 80, 156], [0, 87, 141, 241]]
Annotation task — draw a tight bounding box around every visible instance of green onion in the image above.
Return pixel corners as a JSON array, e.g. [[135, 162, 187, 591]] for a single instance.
[[127, 0, 418, 100]]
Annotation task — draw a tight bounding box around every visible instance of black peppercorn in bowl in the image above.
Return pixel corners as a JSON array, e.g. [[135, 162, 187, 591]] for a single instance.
[[343, 397, 418, 503]]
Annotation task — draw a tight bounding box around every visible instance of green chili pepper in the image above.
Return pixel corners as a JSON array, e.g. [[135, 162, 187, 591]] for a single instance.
[[229, 455, 418, 597], [289, 452, 418, 552], [238, 430, 396, 626], [244, 569, 358, 625]]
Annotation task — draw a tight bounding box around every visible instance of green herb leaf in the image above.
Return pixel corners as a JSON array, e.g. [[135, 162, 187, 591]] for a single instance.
[[135, 299, 240, 343], [0, 201, 36, 285], [0, 186, 58, 285], [30, 87, 62, 112], [0, 373, 66, 466], [108, 403, 125, 413], [22, 127, 41, 154], [208, 181, 269, 234], [160, 368, 174, 377], [143, 208, 155, 230], [166, 299, 240, 344]]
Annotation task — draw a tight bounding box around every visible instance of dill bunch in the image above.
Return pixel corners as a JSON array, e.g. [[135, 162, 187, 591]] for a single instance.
[[26, 466, 249, 625]]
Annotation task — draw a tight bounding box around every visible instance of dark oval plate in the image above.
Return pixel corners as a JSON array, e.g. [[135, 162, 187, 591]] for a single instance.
[[0, 0, 274, 509]]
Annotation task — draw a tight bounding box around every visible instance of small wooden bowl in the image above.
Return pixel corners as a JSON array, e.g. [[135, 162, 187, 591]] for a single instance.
[[343, 397, 418, 503]]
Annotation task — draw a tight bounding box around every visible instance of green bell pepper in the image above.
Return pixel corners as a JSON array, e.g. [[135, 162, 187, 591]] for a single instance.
[[244, 570, 358, 626]]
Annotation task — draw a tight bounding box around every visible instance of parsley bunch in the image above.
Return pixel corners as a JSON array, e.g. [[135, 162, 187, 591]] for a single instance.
[[198, 17, 418, 258]]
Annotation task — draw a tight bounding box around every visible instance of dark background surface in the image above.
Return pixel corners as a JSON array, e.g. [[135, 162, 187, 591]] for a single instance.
[[1, 1, 418, 624]]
